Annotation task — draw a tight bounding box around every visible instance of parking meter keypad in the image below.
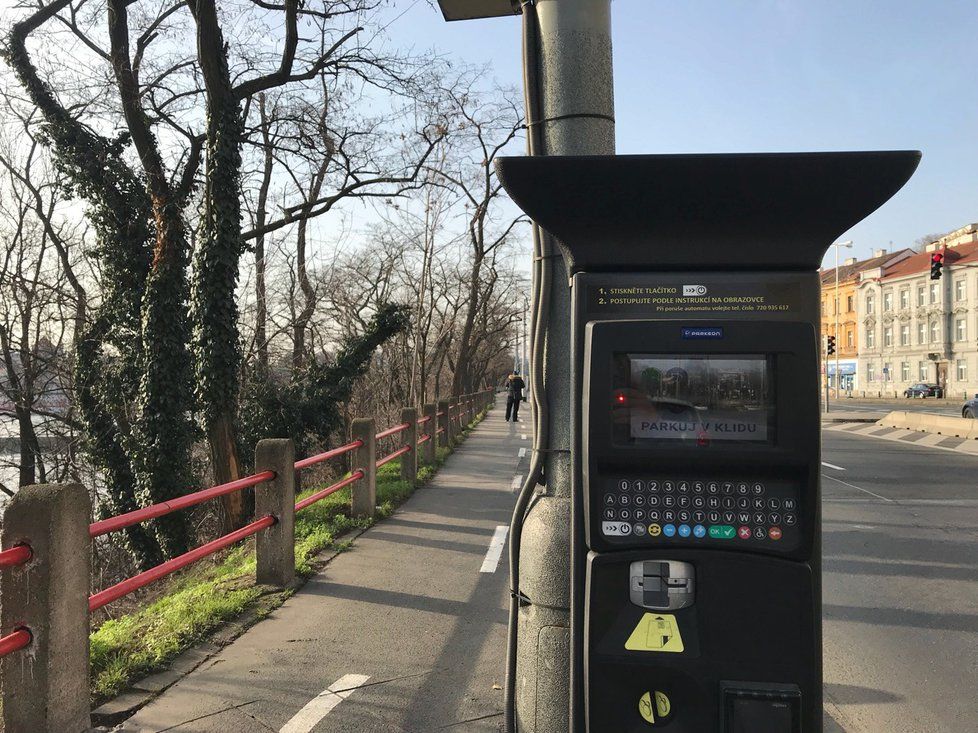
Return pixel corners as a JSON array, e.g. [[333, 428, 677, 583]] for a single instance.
[[600, 478, 799, 548]]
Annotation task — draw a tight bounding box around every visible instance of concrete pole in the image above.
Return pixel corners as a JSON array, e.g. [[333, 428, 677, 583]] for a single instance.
[[437, 399, 451, 448], [255, 438, 296, 587], [515, 2, 615, 732], [1, 484, 91, 733], [422, 402, 438, 464], [350, 418, 377, 518], [400, 407, 419, 486]]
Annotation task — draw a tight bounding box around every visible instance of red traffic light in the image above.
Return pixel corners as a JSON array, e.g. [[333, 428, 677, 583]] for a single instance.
[[932, 252, 944, 263]]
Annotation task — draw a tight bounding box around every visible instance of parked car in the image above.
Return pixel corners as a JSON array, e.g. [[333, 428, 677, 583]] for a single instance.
[[904, 383, 944, 398], [963, 395, 978, 419]]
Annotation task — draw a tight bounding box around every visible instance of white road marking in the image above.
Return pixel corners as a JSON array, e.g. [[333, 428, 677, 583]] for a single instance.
[[850, 524, 877, 530], [822, 473, 894, 503], [480, 525, 510, 573], [511, 474, 524, 491], [518, 447, 527, 458], [279, 674, 370, 733], [521, 433, 527, 440], [821, 461, 846, 471]]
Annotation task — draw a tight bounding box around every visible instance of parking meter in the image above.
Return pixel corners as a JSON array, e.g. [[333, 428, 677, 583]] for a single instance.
[[497, 152, 919, 733]]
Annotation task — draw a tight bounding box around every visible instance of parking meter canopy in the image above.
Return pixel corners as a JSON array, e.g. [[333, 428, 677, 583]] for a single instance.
[[495, 151, 921, 273]]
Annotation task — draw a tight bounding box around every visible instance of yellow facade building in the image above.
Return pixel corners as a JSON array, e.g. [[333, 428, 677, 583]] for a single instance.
[[820, 249, 912, 392]]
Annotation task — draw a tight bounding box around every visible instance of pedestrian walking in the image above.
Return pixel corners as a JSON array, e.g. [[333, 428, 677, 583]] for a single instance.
[[506, 371, 526, 422]]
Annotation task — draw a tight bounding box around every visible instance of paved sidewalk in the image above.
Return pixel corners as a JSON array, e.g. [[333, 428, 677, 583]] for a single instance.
[[120, 404, 525, 733]]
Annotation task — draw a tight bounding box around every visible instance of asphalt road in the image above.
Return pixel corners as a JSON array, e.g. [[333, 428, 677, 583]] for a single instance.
[[820, 429, 978, 733]]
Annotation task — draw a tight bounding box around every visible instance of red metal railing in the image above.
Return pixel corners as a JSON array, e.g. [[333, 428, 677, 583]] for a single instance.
[[295, 470, 364, 513], [294, 439, 363, 471], [90, 472, 275, 538], [375, 423, 410, 440], [0, 544, 33, 658], [89, 515, 276, 612], [0, 544, 32, 568], [0, 628, 31, 657], [418, 434, 431, 445], [376, 444, 411, 468]]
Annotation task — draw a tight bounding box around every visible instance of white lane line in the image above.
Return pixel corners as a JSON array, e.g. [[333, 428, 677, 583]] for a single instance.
[[518, 447, 527, 458], [821, 461, 846, 471], [480, 525, 509, 573], [279, 674, 370, 733], [822, 473, 894, 503], [511, 474, 524, 491]]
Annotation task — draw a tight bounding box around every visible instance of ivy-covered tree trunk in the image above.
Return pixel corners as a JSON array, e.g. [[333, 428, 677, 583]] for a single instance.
[[191, 0, 247, 526], [108, 0, 195, 558], [6, 0, 196, 567]]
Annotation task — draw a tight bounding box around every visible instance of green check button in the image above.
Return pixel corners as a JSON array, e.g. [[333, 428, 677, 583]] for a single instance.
[[709, 525, 736, 540]]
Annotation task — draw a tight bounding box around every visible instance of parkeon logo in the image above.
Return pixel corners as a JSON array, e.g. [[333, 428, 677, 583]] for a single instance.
[[682, 285, 708, 296]]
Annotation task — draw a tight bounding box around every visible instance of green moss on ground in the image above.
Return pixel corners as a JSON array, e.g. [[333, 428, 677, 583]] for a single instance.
[[88, 412, 482, 704]]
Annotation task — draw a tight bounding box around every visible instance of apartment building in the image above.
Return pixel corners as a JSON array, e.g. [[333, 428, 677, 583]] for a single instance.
[[856, 239, 978, 398], [820, 249, 912, 392]]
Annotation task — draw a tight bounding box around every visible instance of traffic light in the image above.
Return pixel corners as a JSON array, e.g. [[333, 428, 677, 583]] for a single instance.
[[931, 251, 944, 280], [827, 334, 836, 356]]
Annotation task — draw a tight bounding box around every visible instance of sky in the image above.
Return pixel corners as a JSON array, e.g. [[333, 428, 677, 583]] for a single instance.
[[1, 0, 975, 268], [378, 0, 978, 267]]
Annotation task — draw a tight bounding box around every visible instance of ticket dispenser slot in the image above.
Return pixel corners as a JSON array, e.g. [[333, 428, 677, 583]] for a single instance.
[[494, 151, 920, 733]]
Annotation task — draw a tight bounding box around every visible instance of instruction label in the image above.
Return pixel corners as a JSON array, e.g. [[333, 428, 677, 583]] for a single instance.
[[625, 613, 685, 653], [588, 281, 803, 316]]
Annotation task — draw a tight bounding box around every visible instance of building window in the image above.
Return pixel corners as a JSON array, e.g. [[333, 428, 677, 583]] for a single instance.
[[866, 329, 875, 348], [866, 294, 875, 314], [917, 322, 927, 344], [930, 321, 939, 342], [847, 295, 854, 313], [884, 326, 893, 347], [867, 363, 876, 382], [900, 289, 909, 309], [883, 362, 892, 381], [919, 361, 928, 381], [930, 283, 939, 303], [900, 324, 910, 346], [956, 318, 967, 342], [846, 329, 853, 348], [883, 291, 893, 311], [955, 279, 966, 301], [917, 286, 926, 307], [901, 362, 910, 381], [958, 359, 968, 382]]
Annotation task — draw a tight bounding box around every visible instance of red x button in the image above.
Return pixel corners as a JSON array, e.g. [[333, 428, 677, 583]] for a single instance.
[[738, 526, 752, 540]]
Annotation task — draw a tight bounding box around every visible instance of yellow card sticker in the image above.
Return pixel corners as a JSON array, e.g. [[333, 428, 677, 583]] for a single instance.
[[625, 612, 685, 653]]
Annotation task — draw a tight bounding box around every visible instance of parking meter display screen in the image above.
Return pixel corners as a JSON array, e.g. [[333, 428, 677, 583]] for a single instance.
[[612, 354, 775, 445]]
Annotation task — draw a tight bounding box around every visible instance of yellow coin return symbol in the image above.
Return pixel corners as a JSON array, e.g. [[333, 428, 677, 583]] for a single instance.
[[655, 690, 671, 718], [638, 690, 672, 726], [638, 691, 656, 724]]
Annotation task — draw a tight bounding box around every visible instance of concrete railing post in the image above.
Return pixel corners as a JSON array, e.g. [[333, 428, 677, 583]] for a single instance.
[[1, 484, 91, 733], [467, 394, 475, 425], [448, 397, 458, 443], [255, 438, 295, 588], [351, 418, 376, 518], [401, 407, 418, 486], [422, 402, 438, 464], [438, 399, 451, 448]]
